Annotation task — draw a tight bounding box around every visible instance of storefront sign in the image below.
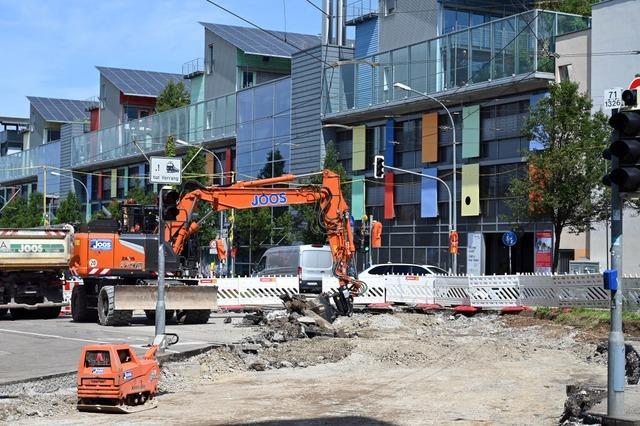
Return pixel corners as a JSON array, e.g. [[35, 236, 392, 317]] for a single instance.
[[534, 231, 553, 273]]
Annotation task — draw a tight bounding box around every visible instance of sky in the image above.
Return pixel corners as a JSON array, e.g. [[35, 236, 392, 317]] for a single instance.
[[0, 0, 325, 118]]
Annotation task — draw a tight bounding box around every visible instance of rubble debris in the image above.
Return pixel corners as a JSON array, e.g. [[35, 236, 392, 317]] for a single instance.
[[559, 384, 606, 424], [595, 343, 640, 385]]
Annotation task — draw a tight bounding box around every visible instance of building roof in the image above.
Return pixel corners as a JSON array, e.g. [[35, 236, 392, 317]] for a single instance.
[[26, 97, 97, 123], [200, 22, 320, 58], [96, 66, 187, 97], [0, 116, 29, 126]]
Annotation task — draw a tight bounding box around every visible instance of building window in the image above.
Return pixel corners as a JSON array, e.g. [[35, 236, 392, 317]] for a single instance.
[[123, 106, 153, 122], [46, 129, 60, 143], [558, 64, 572, 82], [241, 71, 256, 89], [208, 43, 214, 74], [385, 0, 396, 16]]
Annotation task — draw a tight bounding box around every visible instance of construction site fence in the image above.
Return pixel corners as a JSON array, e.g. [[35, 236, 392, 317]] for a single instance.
[[60, 273, 640, 312]]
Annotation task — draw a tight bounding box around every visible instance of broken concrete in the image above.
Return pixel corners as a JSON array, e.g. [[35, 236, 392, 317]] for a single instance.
[[595, 343, 640, 385]]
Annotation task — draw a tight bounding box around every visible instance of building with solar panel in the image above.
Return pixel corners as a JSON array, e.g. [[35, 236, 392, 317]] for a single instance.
[[0, 0, 615, 275]]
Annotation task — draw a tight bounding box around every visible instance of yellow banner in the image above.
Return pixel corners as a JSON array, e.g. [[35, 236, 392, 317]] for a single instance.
[[461, 164, 480, 216]]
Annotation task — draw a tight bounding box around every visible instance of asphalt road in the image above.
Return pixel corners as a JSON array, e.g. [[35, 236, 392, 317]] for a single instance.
[[0, 312, 258, 384]]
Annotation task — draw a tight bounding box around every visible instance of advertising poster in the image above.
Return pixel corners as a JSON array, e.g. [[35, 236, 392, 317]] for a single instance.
[[466, 233, 484, 276], [534, 231, 553, 273]]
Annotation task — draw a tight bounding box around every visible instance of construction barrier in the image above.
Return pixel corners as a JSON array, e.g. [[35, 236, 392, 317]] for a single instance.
[[554, 274, 609, 309], [434, 276, 470, 307], [518, 274, 556, 307], [385, 275, 436, 305], [60, 278, 80, 316], [200, 276, 298, 308], [469, 275, 521, 308], [322, 276, 386, 305]]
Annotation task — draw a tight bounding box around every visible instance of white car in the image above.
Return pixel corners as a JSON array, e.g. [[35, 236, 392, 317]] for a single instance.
[[358, 263, 448, 281]]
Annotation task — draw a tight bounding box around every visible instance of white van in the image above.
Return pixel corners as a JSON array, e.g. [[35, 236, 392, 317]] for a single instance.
[[254, 244, 333, 293]]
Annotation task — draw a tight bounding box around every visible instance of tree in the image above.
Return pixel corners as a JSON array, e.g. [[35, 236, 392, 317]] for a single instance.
[[0, 192, 45, 228], [156, 80, 190, 113], [506, 81, 610, 271], [183, 146, 208, 185], [54, 192, 83, 224], [535, 0, 597, 16], [165, 135, 176, 157], [127, 186, 157, 205]]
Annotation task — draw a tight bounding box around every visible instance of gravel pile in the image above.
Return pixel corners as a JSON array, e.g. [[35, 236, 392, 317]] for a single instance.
[[0, 374, 76, 423]]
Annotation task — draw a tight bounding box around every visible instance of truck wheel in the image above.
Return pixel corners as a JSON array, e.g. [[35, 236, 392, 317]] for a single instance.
[[97, 286, 132, 326], [39, 306, 62, 319], [177, 310, 210, 324], [72, 285, 98, 323], [144, 310, 175, 322]]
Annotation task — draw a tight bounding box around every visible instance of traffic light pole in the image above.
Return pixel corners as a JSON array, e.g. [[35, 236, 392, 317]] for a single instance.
[[155, 187, 166, 351], [608, 157, 625, 418]]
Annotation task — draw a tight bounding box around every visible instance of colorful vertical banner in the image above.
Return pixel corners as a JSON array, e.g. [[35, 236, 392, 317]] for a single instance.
[[461, 163, 480, 216], [384, 171, 395, 219], [351, 176, 365, 219], [534, 230, 553, 273], [110, 169, 117, 196], [420, 167, 438, 218], [384, 119, 395, 167], [421, 112, 439, 163], [352, 125, 366, 171], [462, 105, 480, 159]]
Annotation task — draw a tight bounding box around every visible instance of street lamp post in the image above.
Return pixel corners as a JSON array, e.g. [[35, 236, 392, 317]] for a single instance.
[[393, 82, 458, 273], [51, 171, 91, 223], [176, 140, 227, 275]]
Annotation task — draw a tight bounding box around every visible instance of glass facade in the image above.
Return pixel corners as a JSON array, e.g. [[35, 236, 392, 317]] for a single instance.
[[323, 10, 590, 115], [336, 95, 546, 273], [236, 78, 292, 180], [71, 93, 236, 168], [0, 140, 60, 182]]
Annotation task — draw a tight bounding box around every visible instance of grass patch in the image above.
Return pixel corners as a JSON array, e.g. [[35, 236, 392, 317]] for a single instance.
[[535, 307, 640, 323]]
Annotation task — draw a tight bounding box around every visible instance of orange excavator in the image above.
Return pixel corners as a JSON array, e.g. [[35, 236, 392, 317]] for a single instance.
[[69, 169, 363, 325]]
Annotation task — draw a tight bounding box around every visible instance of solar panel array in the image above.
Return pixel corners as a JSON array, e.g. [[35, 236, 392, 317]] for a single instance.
[[200, 23, 320, 58], [27, 97, 97, 123], [96, 66, 188, 97]]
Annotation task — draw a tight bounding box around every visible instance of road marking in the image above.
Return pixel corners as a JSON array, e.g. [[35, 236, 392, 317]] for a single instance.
[[0, 328, 108, 344]]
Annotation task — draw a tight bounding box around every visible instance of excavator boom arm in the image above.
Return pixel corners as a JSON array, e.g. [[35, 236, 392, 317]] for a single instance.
[[167, 170, 359, 292]]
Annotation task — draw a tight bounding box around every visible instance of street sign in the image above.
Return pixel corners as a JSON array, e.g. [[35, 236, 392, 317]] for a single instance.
[[502, 231, 517, 247], [150, 157, 182, 184], [604, 87, 624, 110]]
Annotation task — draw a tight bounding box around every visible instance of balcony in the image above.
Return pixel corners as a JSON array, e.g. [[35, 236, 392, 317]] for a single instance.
[[182, 58, 205, 79], [347, 0, 378, 24], [71, 93, 236, 168], [0, 140, 60, 182], [323, 10, 590, 116]]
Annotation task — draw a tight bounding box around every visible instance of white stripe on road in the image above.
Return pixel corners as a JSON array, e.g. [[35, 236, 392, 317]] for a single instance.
[[0, 328, 108, 344]]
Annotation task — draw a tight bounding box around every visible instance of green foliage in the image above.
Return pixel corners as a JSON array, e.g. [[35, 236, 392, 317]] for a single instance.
[[106, 199, 122, 221], [54, 192, 83, 224], [535, 307, 640, 323], [127, 186, 157, 205], [165, 135, 176, 157], [155, 81, 190, 114], [258, 149, 285, 179], [0, 192, 45, 228], [295, 141, 351, 244], [183, 146, 208, 185], [506, 81, 610, 271], [535, 0, 596, 16]]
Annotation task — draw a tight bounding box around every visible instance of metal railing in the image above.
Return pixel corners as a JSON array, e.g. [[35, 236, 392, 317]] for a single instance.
[[182, 58, 205, 77], [71, 93, 236, 167], [322, 9, 590, 115]]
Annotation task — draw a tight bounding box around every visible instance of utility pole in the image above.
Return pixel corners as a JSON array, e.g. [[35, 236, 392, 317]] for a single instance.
[[155, 187, 166, 351]]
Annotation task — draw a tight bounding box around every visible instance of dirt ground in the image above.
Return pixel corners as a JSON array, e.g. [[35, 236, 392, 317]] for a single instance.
[[1, 311, 617, 425]]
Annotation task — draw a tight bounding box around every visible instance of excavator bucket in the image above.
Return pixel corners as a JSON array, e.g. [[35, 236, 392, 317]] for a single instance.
[[77, 399, 158, 414], [110, 284, 217, 310]]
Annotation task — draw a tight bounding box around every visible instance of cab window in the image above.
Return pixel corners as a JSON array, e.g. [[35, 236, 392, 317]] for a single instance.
[[255, 257, 266, 272], [85, 350, 111, 367], [392, 265, 412, 275], [117, 349, 133, 364]]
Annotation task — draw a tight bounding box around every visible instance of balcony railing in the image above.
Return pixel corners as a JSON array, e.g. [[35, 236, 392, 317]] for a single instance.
[[182, 58, 205, 78], [0, 140, 60, 182], [71, 93, 236, 168], [322, 9, 590, 115]]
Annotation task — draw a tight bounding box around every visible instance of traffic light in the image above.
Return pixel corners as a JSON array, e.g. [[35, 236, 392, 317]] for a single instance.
[[373, 155, 385, 179], [606, 110, 640, 192], [622, 89, 638, 108], [162, 190, 180, 221]]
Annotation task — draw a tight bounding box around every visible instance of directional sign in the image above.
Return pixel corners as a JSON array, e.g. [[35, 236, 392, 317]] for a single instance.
[[502, 231, 517, 247], [604, 87, 624, 110], [150, 157, 182, 184]]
